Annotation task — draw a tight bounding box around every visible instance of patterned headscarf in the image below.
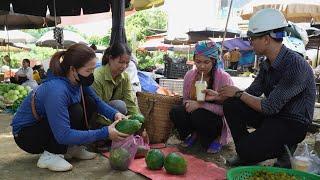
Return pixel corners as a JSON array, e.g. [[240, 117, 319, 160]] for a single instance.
[[194, 40, 224, 69]]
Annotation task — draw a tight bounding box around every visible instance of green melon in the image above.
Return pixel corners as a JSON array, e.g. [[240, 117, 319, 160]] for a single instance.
[[164, 152, 187, 175], [129, 113, 145, 123], [115, 119, 142, 134], [109, 147, 131, 171], [145, 149, 165, 170]]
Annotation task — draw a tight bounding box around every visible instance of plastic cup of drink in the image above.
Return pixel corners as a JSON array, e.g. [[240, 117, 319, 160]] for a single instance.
[[291, 156, 311, 172], [195, 81, 207, 101]]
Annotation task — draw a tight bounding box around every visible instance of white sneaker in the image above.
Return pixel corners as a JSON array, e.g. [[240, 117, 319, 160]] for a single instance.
[[37, 151, 73, 172], [65, 146, 97, 160]]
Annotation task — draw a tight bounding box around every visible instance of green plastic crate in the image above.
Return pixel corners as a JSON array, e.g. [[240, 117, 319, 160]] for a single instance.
[[227, 166, 320, 180]]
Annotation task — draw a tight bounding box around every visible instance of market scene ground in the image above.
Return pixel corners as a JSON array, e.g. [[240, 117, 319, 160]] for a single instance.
[[0, 109, 319, 179]]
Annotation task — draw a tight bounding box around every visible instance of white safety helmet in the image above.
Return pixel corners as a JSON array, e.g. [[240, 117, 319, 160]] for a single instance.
[[248, 8, 288, 38], [283, 36, 306, 57]]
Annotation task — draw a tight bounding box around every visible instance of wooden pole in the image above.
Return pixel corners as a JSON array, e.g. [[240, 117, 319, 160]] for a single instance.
[[317, 45, 320, 67], [221, 0, 234, 68]]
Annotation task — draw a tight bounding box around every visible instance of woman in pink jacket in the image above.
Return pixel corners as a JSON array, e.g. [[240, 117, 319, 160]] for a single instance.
[[170, 40, 233, 153]]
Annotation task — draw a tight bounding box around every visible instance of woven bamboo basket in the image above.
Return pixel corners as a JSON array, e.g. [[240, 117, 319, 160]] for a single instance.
[[136, 92, 182, 144]]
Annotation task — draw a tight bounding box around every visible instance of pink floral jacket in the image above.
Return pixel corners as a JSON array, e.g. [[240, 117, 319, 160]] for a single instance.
[[183, 68, 233, 145]]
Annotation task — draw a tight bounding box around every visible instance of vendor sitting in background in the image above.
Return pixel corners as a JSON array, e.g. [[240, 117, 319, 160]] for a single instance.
[[169, 40, 233, 153], [32, 64, 47, 84], [92, 43, 139, 126], [10, 59, 38, 89], [224, 47, 241, 70]]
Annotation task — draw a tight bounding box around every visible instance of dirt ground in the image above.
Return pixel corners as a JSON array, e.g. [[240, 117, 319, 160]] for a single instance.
[[0, 113, 145, 180], [0, 110, 319, 179]]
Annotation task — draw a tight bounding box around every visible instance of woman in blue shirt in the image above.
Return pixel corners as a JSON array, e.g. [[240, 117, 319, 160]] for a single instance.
[[11, 43, 128, 172]]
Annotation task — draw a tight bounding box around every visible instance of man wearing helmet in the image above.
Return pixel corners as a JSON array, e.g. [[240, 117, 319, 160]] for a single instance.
[[203, 9, 316, 167]]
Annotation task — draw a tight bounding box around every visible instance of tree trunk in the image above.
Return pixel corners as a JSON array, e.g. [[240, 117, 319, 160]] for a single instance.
[[110, 0, 127, 45]]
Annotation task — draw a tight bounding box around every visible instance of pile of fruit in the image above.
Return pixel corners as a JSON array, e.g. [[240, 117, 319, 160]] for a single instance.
[[109, 113, 145, 171], [110, 113, 187, 175], [249, 170, 297, 180], [145, 149, 187, 175], [0, 83, 31, 112]]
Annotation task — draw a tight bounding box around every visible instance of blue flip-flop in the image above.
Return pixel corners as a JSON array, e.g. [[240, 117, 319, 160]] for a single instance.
[[181, 134, 197, 148], [207, 141, 222, 154]]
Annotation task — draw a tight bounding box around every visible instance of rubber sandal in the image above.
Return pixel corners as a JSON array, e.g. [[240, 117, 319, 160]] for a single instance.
[[207, 141, 222, 154], [181, 134, 197, 148]]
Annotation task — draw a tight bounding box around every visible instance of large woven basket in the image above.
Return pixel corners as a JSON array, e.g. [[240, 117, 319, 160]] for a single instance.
[[136, 92, 182, 144]]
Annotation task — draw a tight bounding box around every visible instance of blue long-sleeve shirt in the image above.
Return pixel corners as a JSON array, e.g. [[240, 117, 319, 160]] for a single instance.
[[11, 76, 118, 145]]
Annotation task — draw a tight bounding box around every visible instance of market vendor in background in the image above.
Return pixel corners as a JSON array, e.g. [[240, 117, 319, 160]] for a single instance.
[[10, 58, 38, 90], [11, 43, 128, 172], [207, 9, 315, 168], [224, 47, 241, 70], [169, 40, 233, 153], [92, 42, 139, 125], [32, 64, 47, 84]]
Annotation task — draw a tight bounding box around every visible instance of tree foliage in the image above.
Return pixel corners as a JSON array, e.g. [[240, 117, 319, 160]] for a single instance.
[[23, 26, 85, 39], [87, 33, 111, 46], [22, 28, 51, 39], [125, 8, 167, 51], [0, 45, 56, 68]]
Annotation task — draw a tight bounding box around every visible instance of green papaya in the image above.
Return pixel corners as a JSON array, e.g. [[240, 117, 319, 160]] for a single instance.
[[115, 119, 142, 134], [129, 113, 145, 123], [145, 149, 165, 170], [109, 147, 131, 171], [164, 152, 187, 175]]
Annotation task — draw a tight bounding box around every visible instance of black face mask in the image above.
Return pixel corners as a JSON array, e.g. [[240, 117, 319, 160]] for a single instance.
[[76, 73, 94, 86]]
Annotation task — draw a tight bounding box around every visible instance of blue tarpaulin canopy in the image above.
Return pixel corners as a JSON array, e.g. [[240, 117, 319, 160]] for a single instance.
[[218, 38, 255, 66], [218, 38, 252, 51]]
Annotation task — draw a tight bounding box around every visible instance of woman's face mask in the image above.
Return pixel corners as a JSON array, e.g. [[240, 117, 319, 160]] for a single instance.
[[76, 73, 94, 86], [72, 58, 96, 86]]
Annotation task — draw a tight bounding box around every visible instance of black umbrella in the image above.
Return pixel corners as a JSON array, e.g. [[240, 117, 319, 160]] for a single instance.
[[0, 10, 60, 30], [0, 0, 131, 46], [187, 27, 241, 44], [0, 0, 111, 17], [110, 0, 127, 45]]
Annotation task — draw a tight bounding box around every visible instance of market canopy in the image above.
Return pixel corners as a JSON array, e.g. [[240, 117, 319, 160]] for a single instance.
[[240, 0, 320, 23], [0, 10, 60, 30], [0, 43, 30, 52], [36, 29, 88, 49], [132, 0, 164, 11], [0, 30, 36, 43], [187, 27, 241, 44], [0, 0, 112, 17], [217, 38, 253, 51]]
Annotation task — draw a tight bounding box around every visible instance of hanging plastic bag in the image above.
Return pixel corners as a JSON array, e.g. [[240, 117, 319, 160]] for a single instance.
[[292, 143, 320, 174], [135, 130, 150, 159], [111, 135, 149, 164]]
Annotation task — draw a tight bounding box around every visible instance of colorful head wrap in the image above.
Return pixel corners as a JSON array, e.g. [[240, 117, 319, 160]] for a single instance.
[[194, 40, 224, 69]]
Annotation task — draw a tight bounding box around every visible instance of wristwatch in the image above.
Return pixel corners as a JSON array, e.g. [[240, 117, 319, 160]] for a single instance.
[[234, 90, 244, 98]]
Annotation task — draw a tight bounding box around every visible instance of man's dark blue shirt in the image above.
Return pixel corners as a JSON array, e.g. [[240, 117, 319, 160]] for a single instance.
[[246, 45, 316, 124]]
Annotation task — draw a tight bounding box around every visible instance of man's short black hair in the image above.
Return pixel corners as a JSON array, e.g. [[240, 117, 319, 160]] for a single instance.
[[23, 59, 30, 66]]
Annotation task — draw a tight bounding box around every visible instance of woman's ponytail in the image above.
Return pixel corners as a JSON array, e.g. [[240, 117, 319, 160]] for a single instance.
[[49, 51, 66, 76]]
